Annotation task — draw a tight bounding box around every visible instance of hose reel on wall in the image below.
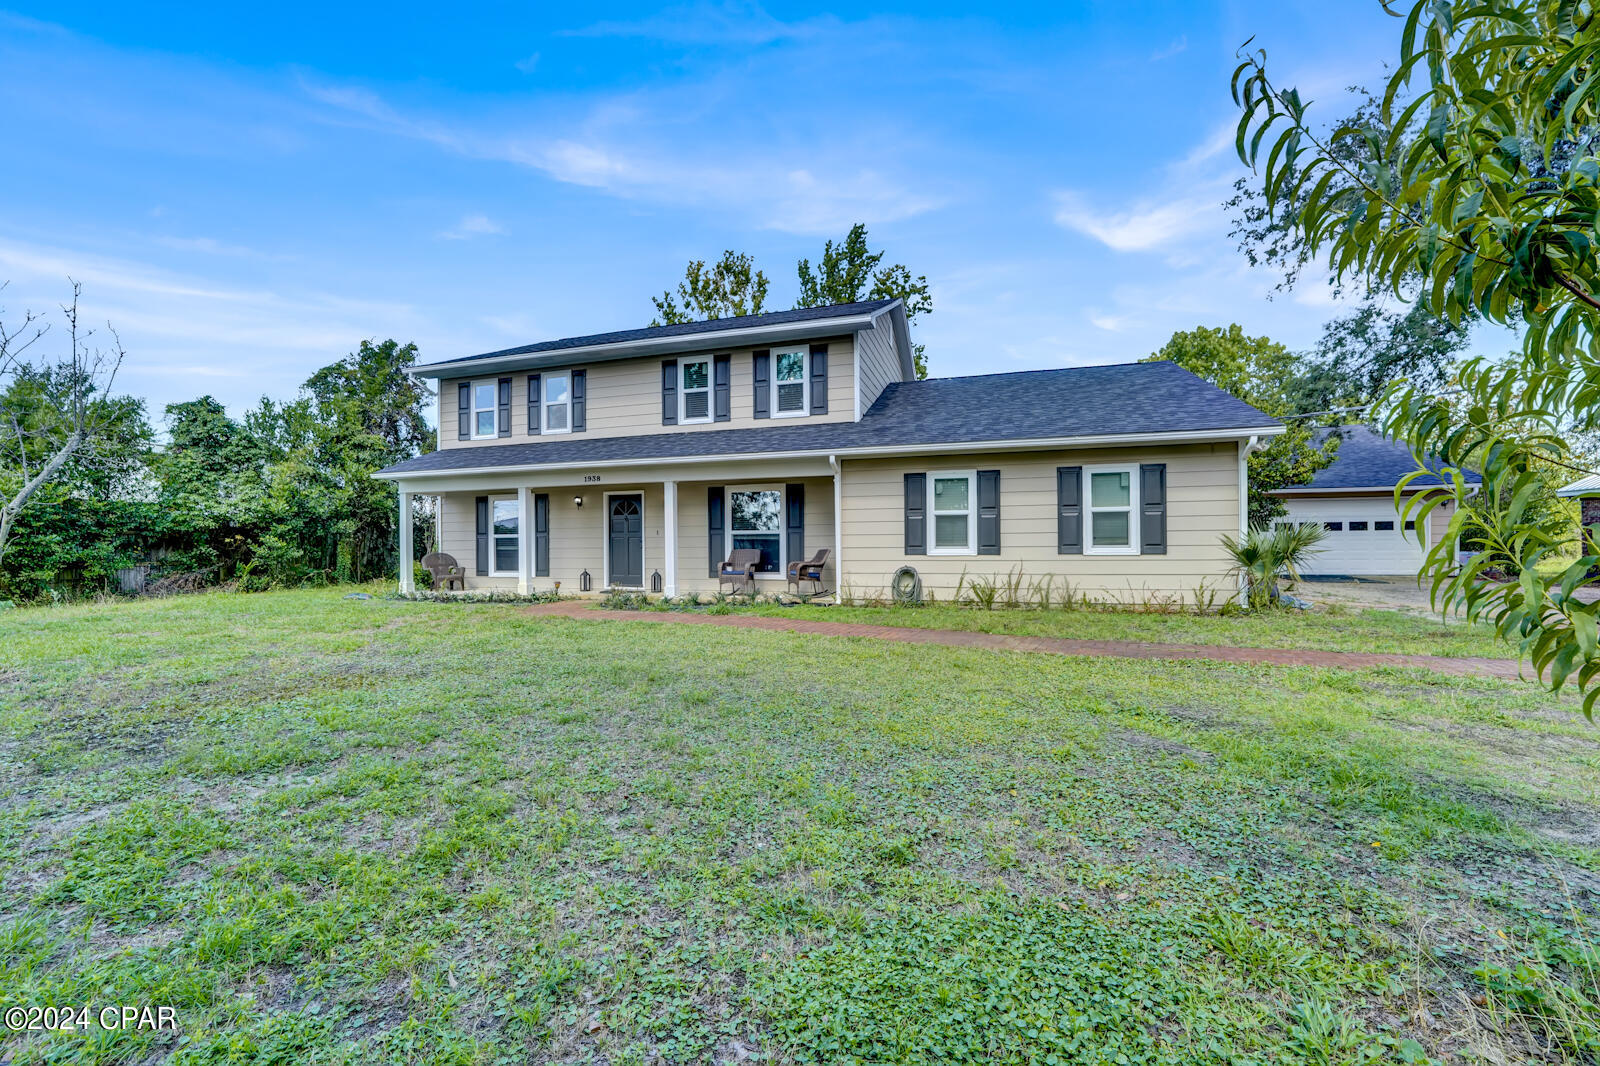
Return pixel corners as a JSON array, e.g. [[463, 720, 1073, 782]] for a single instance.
[[890, 566, 922, 606]]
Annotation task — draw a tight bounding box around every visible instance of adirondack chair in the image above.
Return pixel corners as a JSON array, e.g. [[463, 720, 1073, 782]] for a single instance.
[[786, 548, 830, 595], [718, 549, 761, 595], [421, 552, 466, 591]]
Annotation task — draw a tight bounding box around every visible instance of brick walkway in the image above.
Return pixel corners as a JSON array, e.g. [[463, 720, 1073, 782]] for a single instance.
[[524, 601, 1526, 680]]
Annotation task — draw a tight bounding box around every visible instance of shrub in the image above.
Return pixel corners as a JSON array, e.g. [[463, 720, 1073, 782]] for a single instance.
[[1221, 523, 1326, 609]]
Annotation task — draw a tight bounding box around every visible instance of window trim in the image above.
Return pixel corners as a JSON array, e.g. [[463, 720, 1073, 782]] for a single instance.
[[770, 347, 809, 418], [927, 469, 978, 556], [725, 484, 786, 578], [679, 358, 712, 425], [470, 380, 500, 440], [488, 494, 521, 577], [1084, 463, 1140, 556], [540, 370, 573, 435]]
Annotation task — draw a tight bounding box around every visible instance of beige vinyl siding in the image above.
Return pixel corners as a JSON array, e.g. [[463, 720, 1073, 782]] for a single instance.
[[854, 317, 904, 414], [437, 337, 856, 450], [672, 478, 836, 595], [839, 443, 1242, 604], [438, 486, 665, 591]]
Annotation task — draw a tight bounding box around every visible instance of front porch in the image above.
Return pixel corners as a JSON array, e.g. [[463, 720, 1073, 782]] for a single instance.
[[396, 462, 840, 600]]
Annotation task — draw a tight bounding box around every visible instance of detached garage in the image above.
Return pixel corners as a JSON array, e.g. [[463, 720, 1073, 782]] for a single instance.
[[1269, 425, 1480, 577]]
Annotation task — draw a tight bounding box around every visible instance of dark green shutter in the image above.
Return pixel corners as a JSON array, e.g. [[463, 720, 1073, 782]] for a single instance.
[[526, 373, 541, 435], [713, 354, 731, 421], [534, 493, 550, 576], [1140, 464, 1167, 555], [977, 470, 1000, 555], [571, 370, 586, 432], [497, 378, 512, 438], [474, 495, 489, 575], [785, 483, 805, 566], [752, 350, 770, 418], [904, 473, 926, 555], [707, 486, 725, 576], [457, 382, 470, 440], [1057, 467, 1083, 554], [809, 344, 828, 414], [662, 360, 677, 425]]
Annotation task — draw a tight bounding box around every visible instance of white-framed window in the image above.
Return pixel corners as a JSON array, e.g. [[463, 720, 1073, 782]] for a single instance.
[[541, 371, 571, 434], [928, 470, 976, 555], [727, 486, 784, 575], [772, 347, 808, 416], [680, 359, 711, 423], [472, 381, 499, 439], [1085, 464, 1139, 555], [490, 496, 520, 575]]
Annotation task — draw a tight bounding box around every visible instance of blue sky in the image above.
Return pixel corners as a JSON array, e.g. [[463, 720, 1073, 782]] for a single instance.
[[1, 2, 1422, 422]]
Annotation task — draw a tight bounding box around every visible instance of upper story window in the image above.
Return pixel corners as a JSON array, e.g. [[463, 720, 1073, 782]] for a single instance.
[[773, 347, 808, 416], [681, 359, 711, 423], [542, 371, 571, 434], [1085, 465, 1138, 555], [472, 382, 499, 439]]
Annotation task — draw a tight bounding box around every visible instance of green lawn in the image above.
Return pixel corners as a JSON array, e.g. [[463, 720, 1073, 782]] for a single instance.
[[729, 601, 1512, 659], [2, 589, 1597, 1064]]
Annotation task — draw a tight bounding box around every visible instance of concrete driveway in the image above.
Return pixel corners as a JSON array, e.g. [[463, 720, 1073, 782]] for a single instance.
[[1299, 573, 1600, 613]]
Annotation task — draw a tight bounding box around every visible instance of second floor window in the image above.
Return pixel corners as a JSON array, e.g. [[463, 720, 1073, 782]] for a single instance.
[[773, 348, 807, 416], [681, 359, 711, 423], [542, 372, 571, 433], [472, 382, 498, 438]]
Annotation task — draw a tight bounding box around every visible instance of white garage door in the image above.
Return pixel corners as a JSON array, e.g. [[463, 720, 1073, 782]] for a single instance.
[[1279, 497, 1426, 576]]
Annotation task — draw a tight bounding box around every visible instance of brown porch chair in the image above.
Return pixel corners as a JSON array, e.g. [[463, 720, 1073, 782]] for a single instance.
[[718, 549, 762, 596], [421, 552, 466, 591], [787, 548, 830, 595]]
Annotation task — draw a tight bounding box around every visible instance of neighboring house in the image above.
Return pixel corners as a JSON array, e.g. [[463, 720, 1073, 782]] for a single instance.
[[1556, 474, 1600, 529], [374, 300, 1283, 602], [1269, 425, 1479, 577]]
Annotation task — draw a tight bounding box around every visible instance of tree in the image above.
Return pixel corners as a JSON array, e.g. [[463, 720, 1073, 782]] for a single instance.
[[0, 282, 128, 569], [1233, 1, 1600, 713], [796, 223, 934, 378], [1226, 86, 1476, 407], [651, 251, 769, 325], [1145, 325, 1339, 526]]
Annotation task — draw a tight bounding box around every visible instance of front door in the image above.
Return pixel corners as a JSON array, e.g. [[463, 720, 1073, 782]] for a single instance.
[[607, 494, 644, 588]]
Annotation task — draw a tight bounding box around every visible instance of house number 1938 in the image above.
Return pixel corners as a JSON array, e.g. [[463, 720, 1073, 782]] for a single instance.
[[582, 474, 602, 483]]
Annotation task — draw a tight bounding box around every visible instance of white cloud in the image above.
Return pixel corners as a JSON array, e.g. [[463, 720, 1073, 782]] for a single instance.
[[1150, 36, 1187, 61], [1052, 191, 1216, 253], [566, 2, 836, 46], [1089, 312, 1128, 332], [514, 52, 540, 73], [305, 81, 944, 235], [439, 214, 506, 240]]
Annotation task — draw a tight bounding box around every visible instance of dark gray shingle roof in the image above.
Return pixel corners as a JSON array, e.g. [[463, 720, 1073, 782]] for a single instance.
[[1306, 425, 1481, 489], [377, 361, 1278, 477], [426, 300, 898, 367]]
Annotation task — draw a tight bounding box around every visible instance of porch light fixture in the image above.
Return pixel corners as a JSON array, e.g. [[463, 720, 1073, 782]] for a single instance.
[[573, 495, 584, 508]]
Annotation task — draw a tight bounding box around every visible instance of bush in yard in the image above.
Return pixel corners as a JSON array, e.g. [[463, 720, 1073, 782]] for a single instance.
[[1222, 522, 1326, 609]]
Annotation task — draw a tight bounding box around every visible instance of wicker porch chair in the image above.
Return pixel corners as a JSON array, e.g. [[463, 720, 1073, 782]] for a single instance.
[[421, 552, 466, 591], [786, 548, 830, 595], [718, 549, 762, 596]]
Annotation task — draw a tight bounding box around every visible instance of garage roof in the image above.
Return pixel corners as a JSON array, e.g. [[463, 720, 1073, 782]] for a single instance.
[[1295, 425, 1480, 491]]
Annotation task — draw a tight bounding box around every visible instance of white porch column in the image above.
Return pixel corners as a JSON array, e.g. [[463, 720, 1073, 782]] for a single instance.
[[397, 488, 414, 594], [662, 479, 678, 597], [517, 486, 534, 595], [830, 455, 844, 604]]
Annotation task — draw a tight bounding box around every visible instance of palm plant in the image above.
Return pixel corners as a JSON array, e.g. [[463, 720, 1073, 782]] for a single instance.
[[1221, 523, 1327, 609]]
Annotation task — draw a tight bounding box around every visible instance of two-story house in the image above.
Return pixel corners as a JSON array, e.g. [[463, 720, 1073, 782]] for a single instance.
[[374, 299, 1283, 602]]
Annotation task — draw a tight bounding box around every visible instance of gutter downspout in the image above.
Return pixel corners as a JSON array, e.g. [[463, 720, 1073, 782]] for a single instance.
[[830, 453, 844, 605], [1238, 436, 1264, 603]]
